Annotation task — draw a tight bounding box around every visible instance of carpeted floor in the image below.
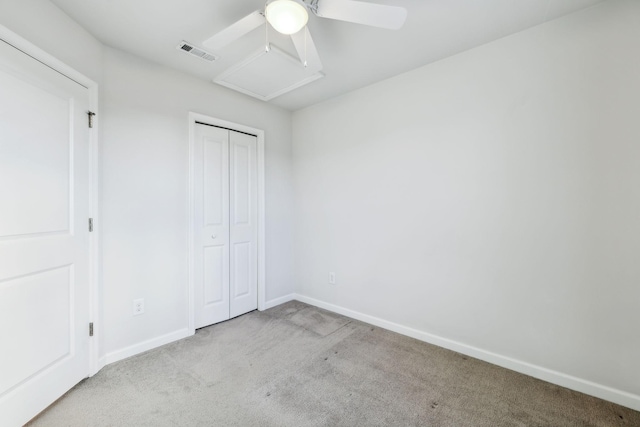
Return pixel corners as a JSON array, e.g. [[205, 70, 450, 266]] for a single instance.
[[29, 301, 639, 426]]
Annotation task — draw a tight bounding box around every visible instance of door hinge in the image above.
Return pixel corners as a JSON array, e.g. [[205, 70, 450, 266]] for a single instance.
[[89, 322, 94, 337], [88, 218, 94, 232], [87, 111, 96, 128]]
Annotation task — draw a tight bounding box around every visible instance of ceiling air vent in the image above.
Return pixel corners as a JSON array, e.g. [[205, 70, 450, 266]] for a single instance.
[[177, 41, 218, 62]]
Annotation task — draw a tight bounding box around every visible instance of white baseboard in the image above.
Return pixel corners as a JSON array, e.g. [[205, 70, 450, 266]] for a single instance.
[[104, 328, 193, 365], [293, 293, 640, 412], [263, 293, 296, 310]]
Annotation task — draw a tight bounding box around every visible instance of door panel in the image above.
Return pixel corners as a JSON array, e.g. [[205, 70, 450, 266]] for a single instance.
[[1, 266, 73, 392], [232, 144, 250, 225], [0, 39, 90, 427], [229, 131, 257, 318], [232, 242, 251, 297], [194, 125, 230, 327], [203, 246, 225, 305], [203, 137, 225, 227], [0, 70, 71, 238]]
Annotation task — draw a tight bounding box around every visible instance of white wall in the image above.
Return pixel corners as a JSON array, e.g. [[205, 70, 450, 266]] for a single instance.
[[101, 47, 294, 359], [292, 0, 640, 409], [0, 0, 103, 84]]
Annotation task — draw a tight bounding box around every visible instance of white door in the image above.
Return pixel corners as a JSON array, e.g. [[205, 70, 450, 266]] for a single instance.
[[0, 40, 91, 426], [194, 124, 257, 328]]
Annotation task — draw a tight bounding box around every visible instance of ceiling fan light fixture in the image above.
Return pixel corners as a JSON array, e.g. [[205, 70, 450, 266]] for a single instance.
[[266, 0, 309, 35]]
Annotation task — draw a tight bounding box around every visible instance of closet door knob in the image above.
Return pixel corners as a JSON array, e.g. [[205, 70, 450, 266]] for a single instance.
[[211, 234, 217, 239]]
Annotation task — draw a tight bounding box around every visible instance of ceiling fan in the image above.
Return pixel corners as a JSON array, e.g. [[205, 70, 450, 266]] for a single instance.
[[203, 0, 408, 72]]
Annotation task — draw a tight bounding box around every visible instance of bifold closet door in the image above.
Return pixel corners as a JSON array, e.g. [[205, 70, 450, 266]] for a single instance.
[[194, 124, 257, 329]]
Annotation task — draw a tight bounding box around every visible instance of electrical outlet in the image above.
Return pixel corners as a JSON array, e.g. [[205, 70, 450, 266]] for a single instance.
[[133, 298, 144, 316], [329, 272, 336, 285]]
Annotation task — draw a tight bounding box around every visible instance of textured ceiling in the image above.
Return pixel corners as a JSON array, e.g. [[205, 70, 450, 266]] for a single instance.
[[50, 0, 604, 111]]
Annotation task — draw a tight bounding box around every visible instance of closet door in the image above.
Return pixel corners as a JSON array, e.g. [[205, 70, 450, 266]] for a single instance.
[[193, 124, 258, 329], [194, 125, 230, 328], [229, 131, 258, 318]]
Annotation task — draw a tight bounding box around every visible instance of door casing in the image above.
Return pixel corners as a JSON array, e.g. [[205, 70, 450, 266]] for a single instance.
[[188, 112, 266, 332]]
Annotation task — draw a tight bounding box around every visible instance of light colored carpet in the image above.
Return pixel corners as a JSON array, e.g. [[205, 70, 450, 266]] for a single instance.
[[29, 301, 639, 426]]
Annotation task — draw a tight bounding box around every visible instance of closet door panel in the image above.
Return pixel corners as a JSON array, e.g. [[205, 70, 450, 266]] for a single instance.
[[194, 125, 230, 328], [229, 131, 258, 318]]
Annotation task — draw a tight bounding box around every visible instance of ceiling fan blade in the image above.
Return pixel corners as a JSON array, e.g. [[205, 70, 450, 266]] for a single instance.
[[291, 27, 323, 72], [315, 0, 407, 30], [203, 10, 265, 50]]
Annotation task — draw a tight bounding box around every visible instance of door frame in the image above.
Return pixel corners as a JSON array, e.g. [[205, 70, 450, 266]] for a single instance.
[[0, 25, 101, 375], [187, 112, 266, 333]]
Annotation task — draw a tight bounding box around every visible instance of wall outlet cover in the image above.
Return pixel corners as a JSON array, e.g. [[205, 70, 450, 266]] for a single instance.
[[329, 272, 336, 285], [133, 298, 145, 316]]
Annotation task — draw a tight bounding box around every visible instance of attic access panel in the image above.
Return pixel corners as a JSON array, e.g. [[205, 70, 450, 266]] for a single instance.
[[213, 45, 324, 101]]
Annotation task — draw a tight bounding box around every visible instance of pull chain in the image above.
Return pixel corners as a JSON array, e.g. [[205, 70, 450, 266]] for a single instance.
[[304, 25, 308, 68], [264, 2, 270, 52]]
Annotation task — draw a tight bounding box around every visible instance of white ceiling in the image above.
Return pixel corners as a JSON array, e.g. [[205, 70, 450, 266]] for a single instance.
[[50, 0, 604, 111]]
